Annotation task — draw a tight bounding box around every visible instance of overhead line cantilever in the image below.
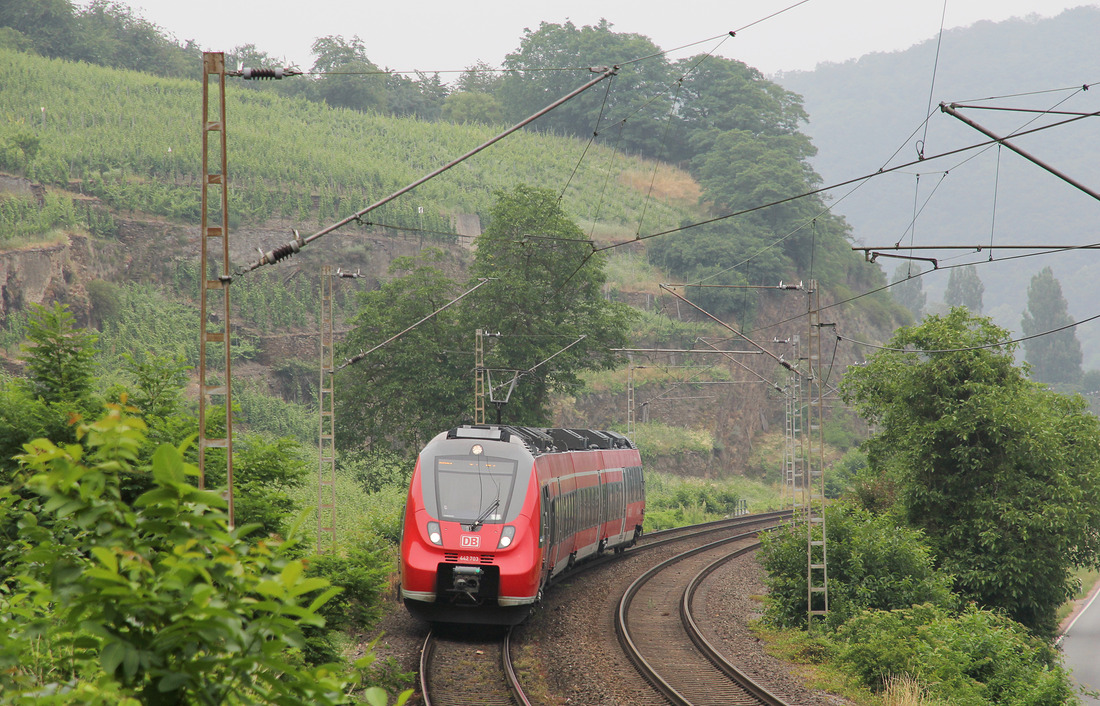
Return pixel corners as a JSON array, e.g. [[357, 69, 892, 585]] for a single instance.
[[940, 102, 1100, 202]]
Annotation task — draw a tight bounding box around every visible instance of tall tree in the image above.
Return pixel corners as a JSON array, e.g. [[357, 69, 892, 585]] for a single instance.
[[336, 249, 469, 452], [385, 71, 448, 121], [455, 61, 505, 95], [944, 264, 984, 313], [73, 0, 193, 77], [891, 264, 925, 320], [442, 92, 504, 125], [499, 20, 674, 157], [309, 35, 386, 113], [0, 0, 76, 58], [464, 185, 634, 426], [842, 308, 1100, 636], [672, 56, 810, 164], [336, 185, 634, 450], [1021, 266, 1082, 385]]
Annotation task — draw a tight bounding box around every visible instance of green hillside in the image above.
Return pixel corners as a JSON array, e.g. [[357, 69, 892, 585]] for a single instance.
[[0, 47, 700, 241]]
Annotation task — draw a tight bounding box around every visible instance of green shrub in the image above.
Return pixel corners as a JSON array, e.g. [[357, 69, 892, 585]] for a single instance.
[[824, 447, 867, 499], [308, 536, 394, 631], [641, 471, 761, 530], [633, 421, 713, 459], [0, 407, 411, 704], [759, 503, 954, 629], [833, 603, 1075, 704], [201, 433, 311, 539]]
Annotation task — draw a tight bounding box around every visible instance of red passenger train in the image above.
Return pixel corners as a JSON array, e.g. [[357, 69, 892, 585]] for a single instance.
[[399, 424, 644, 625]]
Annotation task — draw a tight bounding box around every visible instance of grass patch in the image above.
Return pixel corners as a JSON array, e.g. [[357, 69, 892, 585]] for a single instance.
[[749, 624, 874, 704], [618, 166, 702, 208], [1057, 566, 1100, 625], [633, 421, 713, 458], [581, 362, 732, 395], [604, 250, 665, 296], [643, 470, 786, 530], [289, 464, 406, 553]]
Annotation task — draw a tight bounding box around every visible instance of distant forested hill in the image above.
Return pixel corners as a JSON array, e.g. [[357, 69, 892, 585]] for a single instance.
[[777, 6, 1100, 367]]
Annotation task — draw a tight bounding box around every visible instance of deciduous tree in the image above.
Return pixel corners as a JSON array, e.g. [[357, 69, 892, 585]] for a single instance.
[[499, 20, 673, 157], [337, 186, 634, 449], [310, 35, 386, 113], [336, 249, 469, 452], [464, 185, 634, 426], [841, 308, 1100, 636]]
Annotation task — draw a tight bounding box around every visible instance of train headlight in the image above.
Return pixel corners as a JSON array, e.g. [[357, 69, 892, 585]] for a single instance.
[[498, 525, 516, 548], [427, 521, 442, 545]]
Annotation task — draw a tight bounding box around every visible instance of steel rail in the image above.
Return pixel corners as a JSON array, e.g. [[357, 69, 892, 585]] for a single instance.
[[681, 544, 789, 706], [420, 627, 530, 706], [615, 524, 789, 706]]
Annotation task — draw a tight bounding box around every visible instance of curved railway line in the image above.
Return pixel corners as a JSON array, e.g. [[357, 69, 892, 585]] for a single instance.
[[616, 529, 790, 705], [417, 511, 791, 705]]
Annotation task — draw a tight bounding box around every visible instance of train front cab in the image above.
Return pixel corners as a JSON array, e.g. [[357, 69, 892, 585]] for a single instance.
[[400, 426, 543, 625]]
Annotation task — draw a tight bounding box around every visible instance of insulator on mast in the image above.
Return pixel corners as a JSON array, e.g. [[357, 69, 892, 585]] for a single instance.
[[238, 67, 302, 80]]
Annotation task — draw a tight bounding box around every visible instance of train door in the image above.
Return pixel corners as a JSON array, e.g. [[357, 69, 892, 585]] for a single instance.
[[540, 484, 553, 584], [617, 470, 627, 539], [545, 480, 560, 574], [597, 470, 605, 529]]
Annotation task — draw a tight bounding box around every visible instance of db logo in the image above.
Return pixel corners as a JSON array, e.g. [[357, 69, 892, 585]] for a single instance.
[[460, 535, 480, 548]]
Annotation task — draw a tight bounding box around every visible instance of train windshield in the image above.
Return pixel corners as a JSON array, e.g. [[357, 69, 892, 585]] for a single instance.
[[433, 454, 519, 525]]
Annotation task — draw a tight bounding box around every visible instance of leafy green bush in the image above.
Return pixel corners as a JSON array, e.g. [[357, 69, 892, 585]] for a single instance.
[[0, 407, 410, 705], [759, 503, 954, 629], [308, 536, 394, 631], [821, 407, 863, 452], [832, 603, 1074, 704], [824, 447, 867, 499]]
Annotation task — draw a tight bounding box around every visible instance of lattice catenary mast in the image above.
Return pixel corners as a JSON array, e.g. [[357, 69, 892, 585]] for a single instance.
[[198, 52, 234, 525], [805, 280, 829, 628], [318, 266, 337, 553]]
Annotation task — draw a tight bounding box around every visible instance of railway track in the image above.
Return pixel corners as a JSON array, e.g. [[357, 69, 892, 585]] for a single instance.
[[568, 510, 792, 580], [616, 522, 791, 706], [417, 512, 791, 705], [419, 625, 531, 706]]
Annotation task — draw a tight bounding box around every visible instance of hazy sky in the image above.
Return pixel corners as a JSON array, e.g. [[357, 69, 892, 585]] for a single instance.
[[101, 0, 1093, 78]]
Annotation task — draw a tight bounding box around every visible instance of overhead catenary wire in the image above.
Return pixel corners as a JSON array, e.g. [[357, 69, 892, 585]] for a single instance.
[[940, 101, 1100, 202], [673, 87, 1100, 341], [591, 106, 1100, 259], [336, 278, 493, 370], [239, 66, 618, 274], [263, 48, 1100, 367], [916, 0, 950, 160], [745, 238, 1100, 341], [834, 309, 1100, 356]]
